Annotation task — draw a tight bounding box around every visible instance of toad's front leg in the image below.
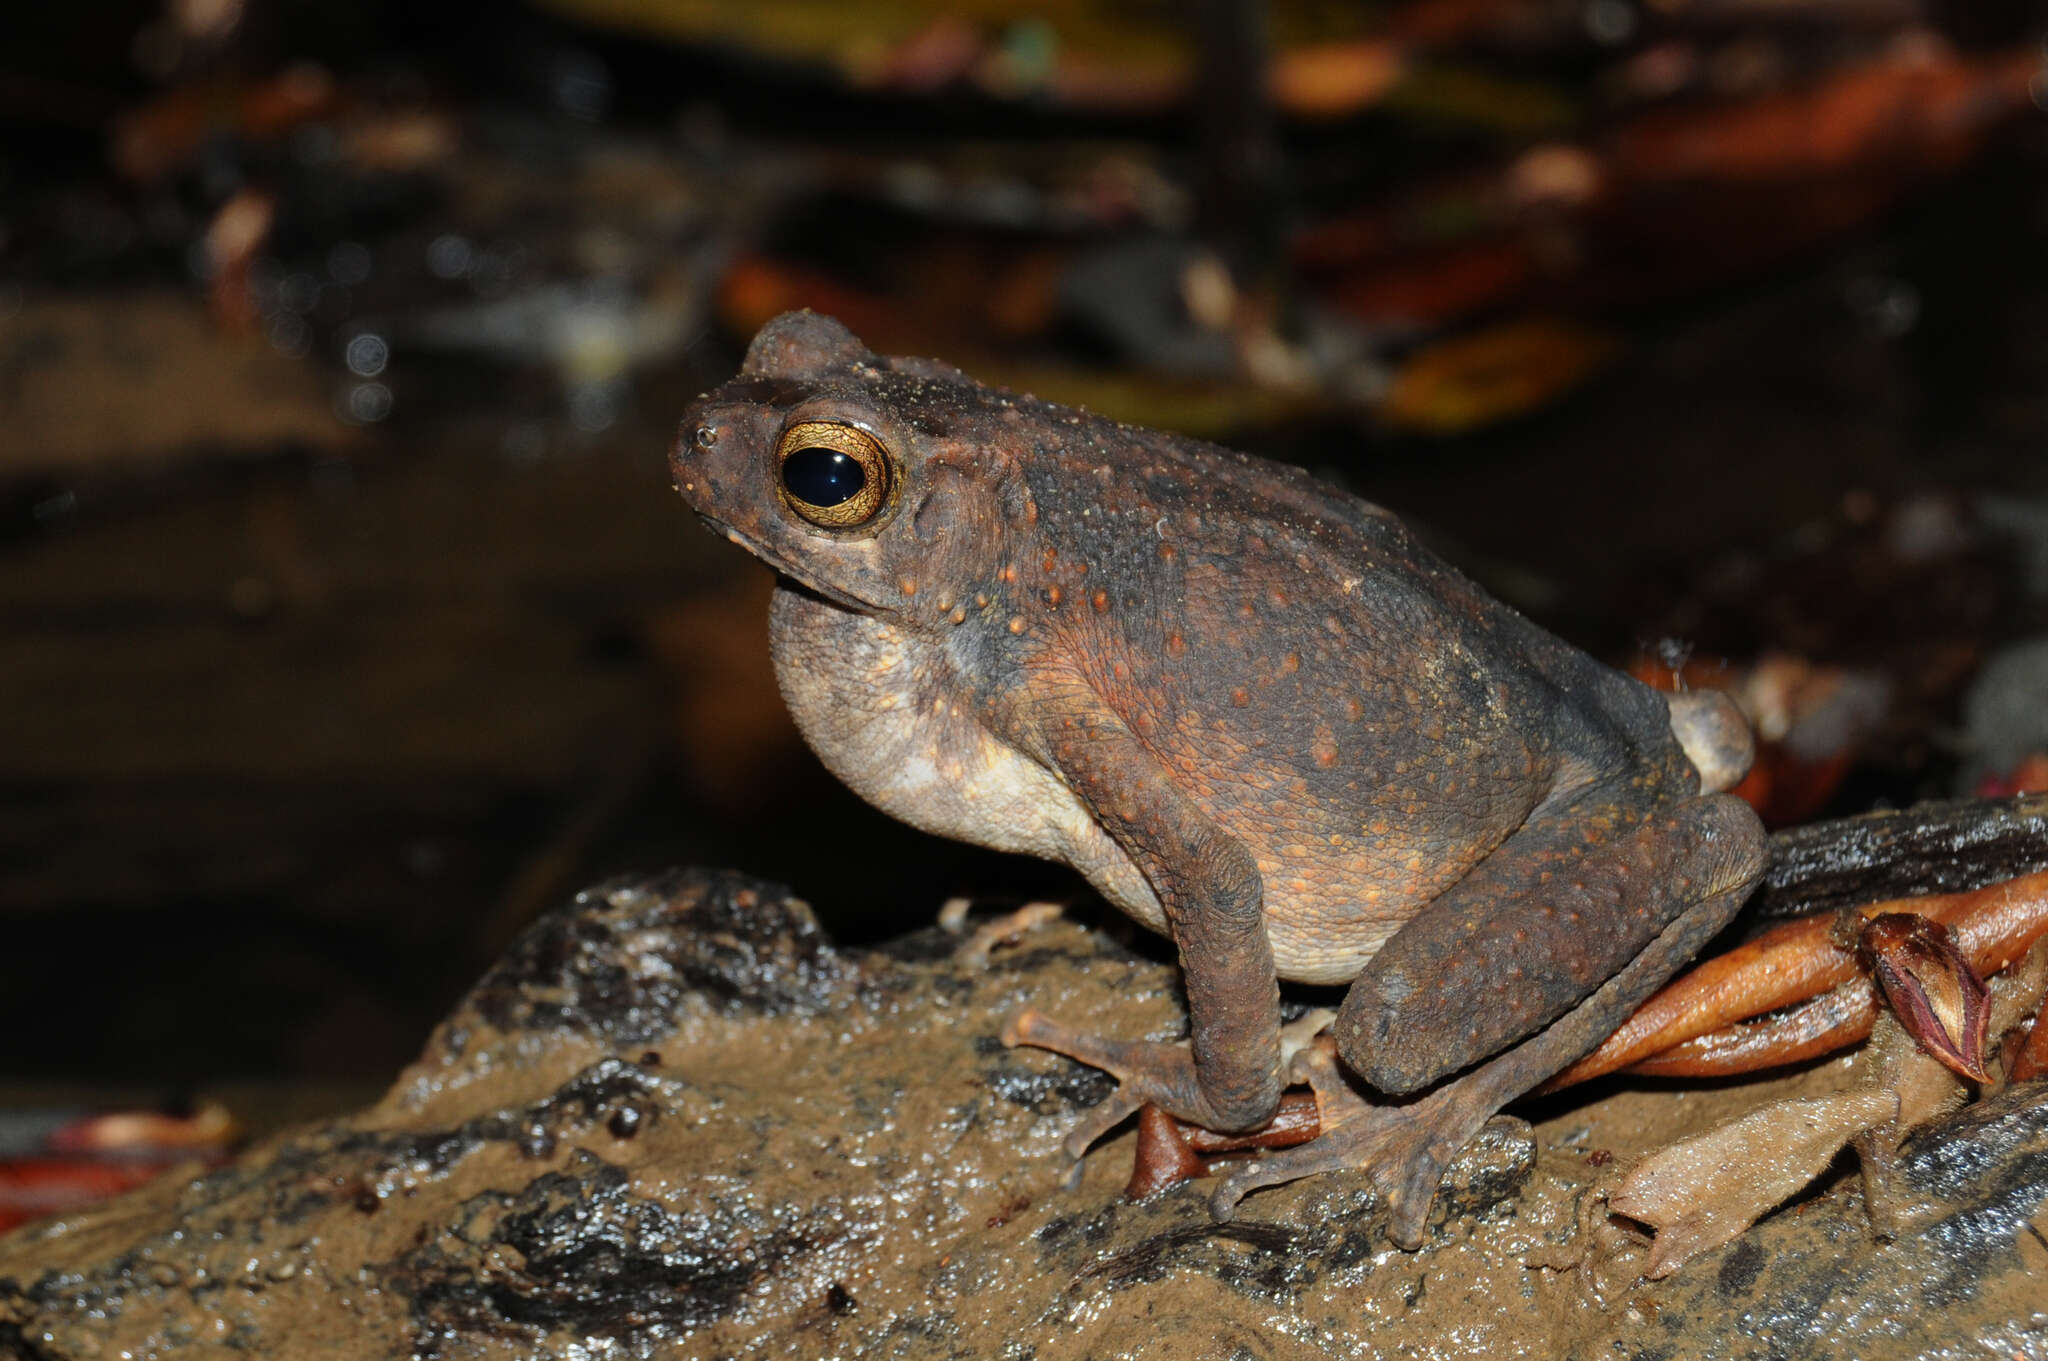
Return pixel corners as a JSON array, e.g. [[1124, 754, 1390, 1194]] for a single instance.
[[1002, 710, 1284, 1141]]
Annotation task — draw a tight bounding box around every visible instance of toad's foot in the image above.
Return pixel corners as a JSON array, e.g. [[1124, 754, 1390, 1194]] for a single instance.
[[1004, 1009, 1215, 1158], [1210, 1036, 1490, 1248], [1005, 1008, 1335, 1162]]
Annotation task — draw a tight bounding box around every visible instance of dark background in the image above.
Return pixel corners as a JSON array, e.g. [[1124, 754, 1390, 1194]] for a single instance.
[[4, 0, 2046, 1116]]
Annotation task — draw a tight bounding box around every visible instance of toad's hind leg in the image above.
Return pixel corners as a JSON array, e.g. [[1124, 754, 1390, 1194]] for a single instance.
[[1339, 785, 1765, 1097], [1212, 787, 1764, 1247]]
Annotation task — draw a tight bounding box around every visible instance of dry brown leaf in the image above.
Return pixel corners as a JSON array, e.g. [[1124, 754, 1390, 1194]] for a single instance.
[[1608, 1085, 1899, 1279], [1602, 940, 2048, 1278]]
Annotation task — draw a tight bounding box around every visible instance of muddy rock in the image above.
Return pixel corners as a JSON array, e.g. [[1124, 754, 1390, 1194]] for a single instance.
[[3, 868, 2046, 1359]]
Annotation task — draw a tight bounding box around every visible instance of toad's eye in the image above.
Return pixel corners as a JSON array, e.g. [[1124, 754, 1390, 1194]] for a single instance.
[[776, 421, 892, 529]]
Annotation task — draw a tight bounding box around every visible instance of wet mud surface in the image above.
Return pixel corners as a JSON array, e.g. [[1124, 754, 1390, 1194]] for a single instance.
[[4, 868, 2046, 1359]]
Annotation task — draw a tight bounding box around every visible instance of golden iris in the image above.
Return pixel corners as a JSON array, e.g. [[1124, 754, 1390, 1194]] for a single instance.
[[776, 422, 892, 529]]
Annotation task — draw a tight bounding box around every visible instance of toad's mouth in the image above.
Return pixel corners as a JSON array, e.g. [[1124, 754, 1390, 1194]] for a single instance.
[[696, 511, 884, 615], [772, 573, 863, 616]]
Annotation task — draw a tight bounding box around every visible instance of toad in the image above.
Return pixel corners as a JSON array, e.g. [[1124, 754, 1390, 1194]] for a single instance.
[[672, 311, 1767, 1246]]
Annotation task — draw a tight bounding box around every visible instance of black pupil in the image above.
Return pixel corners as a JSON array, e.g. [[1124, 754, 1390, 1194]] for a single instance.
[[782, 446, 866, 508]]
